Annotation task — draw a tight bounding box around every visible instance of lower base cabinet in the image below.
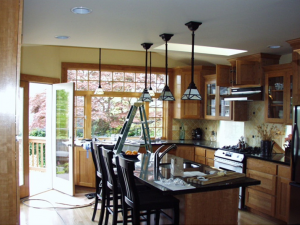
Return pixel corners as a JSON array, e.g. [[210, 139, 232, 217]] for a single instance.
[[74, 146, 96, 188], [245, 158, 291, 223], [194, 147, 215, 166]]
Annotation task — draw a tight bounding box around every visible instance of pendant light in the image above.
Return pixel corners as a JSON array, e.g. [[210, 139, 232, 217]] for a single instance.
[[148, 51, 155, 96], [139, 43, 153, 102], [181, 21, 202, 100], [94, 48, 104, 95], [158, 33, 175, 101]]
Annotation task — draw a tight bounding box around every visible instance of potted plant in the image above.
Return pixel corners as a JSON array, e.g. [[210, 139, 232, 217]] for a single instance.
[[256, 123, 283, 156]]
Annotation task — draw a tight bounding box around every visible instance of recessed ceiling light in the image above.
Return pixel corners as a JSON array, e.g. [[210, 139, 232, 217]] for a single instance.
[[268, 45, 281, 49], [71, 7, 92, 14], [55, 36, 69, 39], [155, 43, 247, 56]]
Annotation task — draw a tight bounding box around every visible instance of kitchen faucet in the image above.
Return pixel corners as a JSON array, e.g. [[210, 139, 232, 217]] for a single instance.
[[154, 144, 177, 180]]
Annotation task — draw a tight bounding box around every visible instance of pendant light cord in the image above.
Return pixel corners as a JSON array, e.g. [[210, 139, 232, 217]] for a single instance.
[[145, 48, 148, 89], [150, 52, 152, 88], [165, 40, 168, 85], [191, 31, 195, 83], [99, 48, 102, 87]]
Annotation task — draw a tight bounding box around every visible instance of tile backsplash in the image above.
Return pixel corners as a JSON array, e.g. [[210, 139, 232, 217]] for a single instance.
[[171, 101, 289, 149]]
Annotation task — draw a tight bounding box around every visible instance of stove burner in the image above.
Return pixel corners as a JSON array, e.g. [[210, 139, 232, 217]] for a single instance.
[[221, 146, 261, 154]]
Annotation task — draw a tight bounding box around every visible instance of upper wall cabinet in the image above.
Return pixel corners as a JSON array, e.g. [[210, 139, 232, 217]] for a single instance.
[[287, 38, 300, 106], [204, 74, 248, 121], [216, 53, 281, 87], [264, 63, 293, 124], [173, 66, 215, 119]]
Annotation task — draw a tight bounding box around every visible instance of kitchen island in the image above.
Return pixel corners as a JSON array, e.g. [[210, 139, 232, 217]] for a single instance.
[[125, 152, 260, 225]]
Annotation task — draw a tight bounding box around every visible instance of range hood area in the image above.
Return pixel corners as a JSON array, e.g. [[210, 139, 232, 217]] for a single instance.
[[224, 86, 263, 101]]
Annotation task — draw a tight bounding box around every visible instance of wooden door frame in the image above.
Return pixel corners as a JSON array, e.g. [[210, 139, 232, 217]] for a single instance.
[[19, 74, 60, 198]]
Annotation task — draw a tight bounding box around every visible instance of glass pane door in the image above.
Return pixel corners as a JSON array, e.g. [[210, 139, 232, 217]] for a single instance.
[[288, 75, 293, 121], [52, 82, 74, 196], [267, 76, 284, 119], [219, 87, 230, 118], [19, 87, 24, 186], [206, 83, 216, 116]]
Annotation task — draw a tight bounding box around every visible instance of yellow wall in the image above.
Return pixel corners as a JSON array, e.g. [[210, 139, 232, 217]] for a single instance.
[[21, 45, 188, 79]]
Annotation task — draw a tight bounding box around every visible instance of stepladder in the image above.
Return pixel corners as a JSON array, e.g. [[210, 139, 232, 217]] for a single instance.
[[113, 101, 153, 154]]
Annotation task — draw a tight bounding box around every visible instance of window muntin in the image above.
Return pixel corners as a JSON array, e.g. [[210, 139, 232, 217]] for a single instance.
[[66, 64, 166, 139], [74, 96, 85, 138]]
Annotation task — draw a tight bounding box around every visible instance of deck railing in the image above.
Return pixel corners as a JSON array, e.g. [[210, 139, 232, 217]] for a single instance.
[[29, 136, 46, 172]]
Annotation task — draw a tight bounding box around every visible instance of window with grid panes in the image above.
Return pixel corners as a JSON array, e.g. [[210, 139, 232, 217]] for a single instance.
[[74, 96, 85, 138], [64, 63, 166, 139]]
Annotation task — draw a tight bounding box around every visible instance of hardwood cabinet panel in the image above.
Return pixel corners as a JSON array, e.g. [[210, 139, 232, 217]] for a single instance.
[[206, 158, 214, 167], [236, 60, 260, 85], [287, 38, 300, 106], [245, 188, 275, 217], [246, 169, 277, 195], [176, 145, 195, 161], [278, 165, 291, 179], [195, 147, 206, 157], [206, 149, 215, 159], [216, 64, 232, 87], [75, 147, 95, 187], [276, 177, 291, 222], [195, 155, 206, 165], [247, 158, 277, 175]]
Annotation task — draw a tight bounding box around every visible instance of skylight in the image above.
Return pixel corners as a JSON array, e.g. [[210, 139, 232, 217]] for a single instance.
[[154, 43, 247, 56]]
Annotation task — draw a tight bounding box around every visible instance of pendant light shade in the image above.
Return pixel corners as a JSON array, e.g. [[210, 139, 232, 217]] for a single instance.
[[158, 33, 175, 101], [148, 51, 155, 96], [139, 43, 153, 102], [94, 48, 104, 95], [181, 21, 202, 100]]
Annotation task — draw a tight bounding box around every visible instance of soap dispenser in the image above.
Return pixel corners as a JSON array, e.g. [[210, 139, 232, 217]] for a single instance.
[[179, 123, 185, 140]]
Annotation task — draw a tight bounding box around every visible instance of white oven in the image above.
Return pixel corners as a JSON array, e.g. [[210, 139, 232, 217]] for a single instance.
[[214, 149, 246, 209]]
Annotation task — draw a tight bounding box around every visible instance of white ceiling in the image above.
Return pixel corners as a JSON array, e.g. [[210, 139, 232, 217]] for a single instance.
[[23, 0, 300, 66]]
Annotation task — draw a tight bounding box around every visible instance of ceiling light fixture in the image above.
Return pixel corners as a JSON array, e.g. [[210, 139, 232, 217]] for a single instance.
[[182, 21, 202, 100], [139, 43, 153, 102], [158, 33, 175, 101], [94, 48, 104, 95], [268, 45, 281, 49], [71, 7, 92, 15], [148, 52, 155, 96], [55, 36, 69, 39]]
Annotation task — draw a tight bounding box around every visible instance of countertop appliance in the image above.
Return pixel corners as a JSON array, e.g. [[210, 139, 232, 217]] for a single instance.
[[214, 145, 261, 209], [289, 106, 300, 224], [192, 128, 202, 140]]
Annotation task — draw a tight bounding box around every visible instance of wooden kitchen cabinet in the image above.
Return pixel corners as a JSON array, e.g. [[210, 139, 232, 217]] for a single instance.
[[275, 165, 291, 222], [173, 66, 215, 119], [194, 147, 215, 166], [287, 38, 300, 106], [245, 157, 291, 222], [74, 146, 96, 187], [176, 145, 195, 161], [204, 74, 248, 121], [216, 53, 280, 87], [264, 63, 293, 124]]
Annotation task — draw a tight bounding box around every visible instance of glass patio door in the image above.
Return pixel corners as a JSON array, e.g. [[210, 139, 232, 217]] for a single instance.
[[52, 82, 74, 196]]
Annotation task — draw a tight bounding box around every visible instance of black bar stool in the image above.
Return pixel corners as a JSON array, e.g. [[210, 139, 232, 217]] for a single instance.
[[116, 155, 180, 225]]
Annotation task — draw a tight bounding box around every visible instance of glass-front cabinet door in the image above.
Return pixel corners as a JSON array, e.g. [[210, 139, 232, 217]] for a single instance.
[[218, 86, 231, 120], [205, 79, 216, 119], [267, 75, 284, 120], [264, 64, 293, 124]]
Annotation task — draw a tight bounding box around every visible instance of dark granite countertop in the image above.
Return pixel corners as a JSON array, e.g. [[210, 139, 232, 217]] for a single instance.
[[125, 153, 260, 195], [154, 140, 290, 166]]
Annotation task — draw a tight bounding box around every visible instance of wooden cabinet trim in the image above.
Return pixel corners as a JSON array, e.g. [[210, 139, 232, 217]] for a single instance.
[[246, 169, 277, 195], [247, 158, 277, 175], [278, 165, 291, 179]]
